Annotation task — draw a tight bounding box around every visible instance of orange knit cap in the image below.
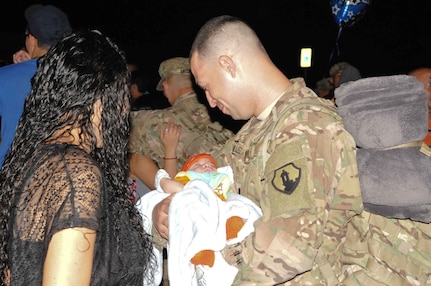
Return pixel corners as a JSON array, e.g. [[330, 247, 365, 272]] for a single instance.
[[181, 153, 219, 171]]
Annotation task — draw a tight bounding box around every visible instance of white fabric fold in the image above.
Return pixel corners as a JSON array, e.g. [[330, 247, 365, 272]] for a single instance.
[[136, 189, 169, 286], [137, 169, 263, 285], [168, 179, 262, 286]]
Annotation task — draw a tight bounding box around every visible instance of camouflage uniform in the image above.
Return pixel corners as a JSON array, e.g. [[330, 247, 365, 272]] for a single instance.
[[128, 92, 233, 170], [216, 78, 363, 285]]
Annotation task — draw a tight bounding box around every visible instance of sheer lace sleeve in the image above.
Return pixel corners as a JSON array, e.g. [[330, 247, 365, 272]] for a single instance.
[[9, 144, 149, 285], [9, 145, 102, 285], [14, 145, 102, 242]]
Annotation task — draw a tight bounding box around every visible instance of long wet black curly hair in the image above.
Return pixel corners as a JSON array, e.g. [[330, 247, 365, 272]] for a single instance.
[[0, 30, 154, 284]]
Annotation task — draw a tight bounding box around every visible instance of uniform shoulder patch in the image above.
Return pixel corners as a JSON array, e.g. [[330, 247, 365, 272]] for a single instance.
[[271, 163, 301, 195]]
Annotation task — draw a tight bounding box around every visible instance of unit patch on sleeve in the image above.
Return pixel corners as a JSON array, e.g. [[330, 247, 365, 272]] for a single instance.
[[271, 162, 301, 195]]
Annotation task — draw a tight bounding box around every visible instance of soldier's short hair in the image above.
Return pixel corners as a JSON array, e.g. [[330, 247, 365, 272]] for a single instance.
[[329, 62, 350, 77]]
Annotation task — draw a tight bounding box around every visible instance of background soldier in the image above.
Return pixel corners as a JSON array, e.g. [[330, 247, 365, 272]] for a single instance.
[[128, 57, 234, 190]]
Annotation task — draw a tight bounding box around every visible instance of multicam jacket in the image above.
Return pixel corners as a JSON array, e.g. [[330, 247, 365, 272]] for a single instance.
[[340, 211, 431, 285], [128, 92, 233, 170], [216, 78, 363, 285]]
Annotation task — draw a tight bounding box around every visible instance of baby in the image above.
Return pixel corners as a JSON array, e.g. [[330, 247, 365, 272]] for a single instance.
[[140, 154, 262, 286], [156, 153, 234, 201]]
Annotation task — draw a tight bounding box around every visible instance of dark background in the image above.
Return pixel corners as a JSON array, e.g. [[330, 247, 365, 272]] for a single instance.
[[1, 0, 430, 93]]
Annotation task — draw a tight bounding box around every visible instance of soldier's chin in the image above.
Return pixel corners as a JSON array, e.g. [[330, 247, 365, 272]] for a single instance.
[[219, 106, 230, 116]]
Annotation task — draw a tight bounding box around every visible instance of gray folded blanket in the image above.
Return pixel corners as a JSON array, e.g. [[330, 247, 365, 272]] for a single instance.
[[357, 147, 431, 222], [336, 75, 428, 149], [335, 75, 431, 222]]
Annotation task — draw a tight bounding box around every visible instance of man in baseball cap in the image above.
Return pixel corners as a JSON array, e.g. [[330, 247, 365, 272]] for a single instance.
[[0, 4, 72, 167]]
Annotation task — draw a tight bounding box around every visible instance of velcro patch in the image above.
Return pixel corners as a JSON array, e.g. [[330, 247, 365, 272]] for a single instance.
[[271, 163, 301, 195], [265, 136, 313, 216]]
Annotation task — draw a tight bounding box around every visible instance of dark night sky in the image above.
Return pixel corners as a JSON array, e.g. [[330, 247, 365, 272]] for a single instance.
[[1, 0, 430, 89]]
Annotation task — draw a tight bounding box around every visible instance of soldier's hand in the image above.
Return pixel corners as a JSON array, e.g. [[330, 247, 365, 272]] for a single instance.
[[152, 193, 175, 239], [221, 242, 243, 268]]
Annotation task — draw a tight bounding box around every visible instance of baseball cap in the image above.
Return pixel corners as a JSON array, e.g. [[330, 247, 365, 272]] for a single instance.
[[25, 4, 72, 46], [156, 57, 191, 91], [181, 153, 219, 171]]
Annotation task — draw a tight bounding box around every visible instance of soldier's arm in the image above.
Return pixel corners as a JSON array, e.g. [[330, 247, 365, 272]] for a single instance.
[[226, 122, 362, 284], [226, 138, 320, 284]]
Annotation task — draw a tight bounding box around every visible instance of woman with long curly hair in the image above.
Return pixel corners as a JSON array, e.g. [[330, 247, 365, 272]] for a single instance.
[[0, 30, 155, 285]]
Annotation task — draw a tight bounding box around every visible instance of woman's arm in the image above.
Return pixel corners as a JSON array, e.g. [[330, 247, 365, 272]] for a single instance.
[[129, 153, 159, 190], [43, 227, 96, 286]]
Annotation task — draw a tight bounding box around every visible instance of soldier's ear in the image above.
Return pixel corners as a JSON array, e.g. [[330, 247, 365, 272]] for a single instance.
[[218, 55, 235, 78]]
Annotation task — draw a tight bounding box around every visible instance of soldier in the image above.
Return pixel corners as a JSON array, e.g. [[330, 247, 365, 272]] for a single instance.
[[324, 62, 361, 102], [152, 15, 363, 285], [128, 57, 233, 190]]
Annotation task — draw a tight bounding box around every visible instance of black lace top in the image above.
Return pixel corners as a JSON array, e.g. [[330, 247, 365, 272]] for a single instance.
[[8, 144, 147, 285]]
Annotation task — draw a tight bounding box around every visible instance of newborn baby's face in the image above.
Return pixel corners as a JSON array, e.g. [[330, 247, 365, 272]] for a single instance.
[[189, 158, 217, 173]]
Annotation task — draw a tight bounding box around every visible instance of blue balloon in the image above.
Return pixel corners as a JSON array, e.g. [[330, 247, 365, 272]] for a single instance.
[[331, 0, 370, 27]]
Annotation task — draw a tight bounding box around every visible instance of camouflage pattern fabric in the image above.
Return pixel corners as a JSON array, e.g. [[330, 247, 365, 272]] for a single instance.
[[128, 92, 233, 170], [216, 78, 363, 285], [340, 211, 431, 285]]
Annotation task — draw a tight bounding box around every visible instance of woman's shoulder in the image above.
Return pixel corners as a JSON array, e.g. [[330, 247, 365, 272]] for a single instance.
[[39, 144, 103, 182]]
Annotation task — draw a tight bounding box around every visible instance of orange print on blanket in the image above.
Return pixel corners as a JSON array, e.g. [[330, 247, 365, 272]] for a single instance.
[[191, 249, 215, 267], [190, 216, 245, 267], [226, 216, 245, 240]]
